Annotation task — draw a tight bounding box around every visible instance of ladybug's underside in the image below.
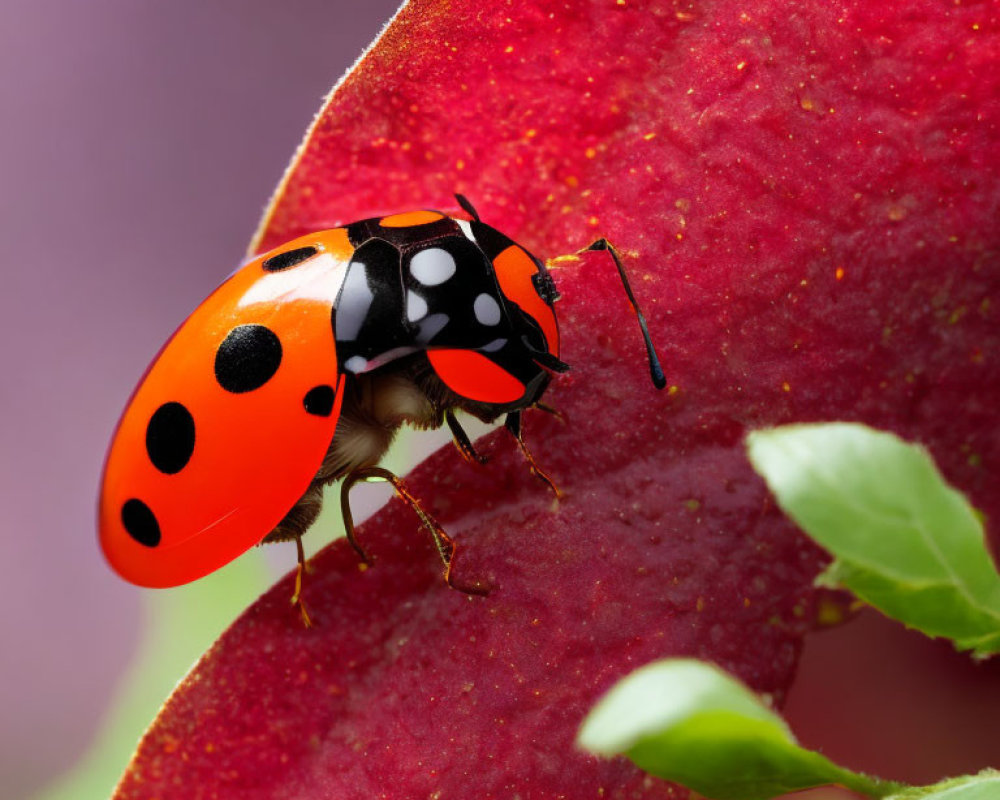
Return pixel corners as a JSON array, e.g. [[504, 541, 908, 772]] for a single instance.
[[265, 210, 565, 545]]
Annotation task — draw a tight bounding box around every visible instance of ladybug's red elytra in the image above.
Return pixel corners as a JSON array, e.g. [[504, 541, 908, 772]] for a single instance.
[[99, 196, 664, 623]]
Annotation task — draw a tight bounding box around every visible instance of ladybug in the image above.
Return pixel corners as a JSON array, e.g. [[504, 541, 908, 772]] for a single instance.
[[99, 196, 664, 623]]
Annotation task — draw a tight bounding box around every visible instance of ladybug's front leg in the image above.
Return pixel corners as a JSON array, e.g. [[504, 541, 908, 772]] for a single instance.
[[504, 412, 562, 499], [533, 400, 567, 425], [340, 466, 489, 596]]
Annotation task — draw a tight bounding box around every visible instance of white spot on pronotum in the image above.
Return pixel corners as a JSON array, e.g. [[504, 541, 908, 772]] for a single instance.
[[344, 356, 368, 373], [410, 248, 456, 286], [406, 290, 428, 322], [363, 346, 419, 371], [417, 313, 449, 343], [480, 338, 507, 352], [334, 262, 372, 342], [456, 219, 476, 243], [474, 293, 502, 326]]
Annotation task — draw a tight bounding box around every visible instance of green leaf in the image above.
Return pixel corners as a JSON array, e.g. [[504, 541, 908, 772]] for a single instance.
[[887, 771, 1000, 800], [577, 659, 896, 800], [746, 423, 1000, 658]]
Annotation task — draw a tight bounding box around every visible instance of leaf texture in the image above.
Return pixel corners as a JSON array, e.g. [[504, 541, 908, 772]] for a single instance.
[[115, 0, 1000, 797]]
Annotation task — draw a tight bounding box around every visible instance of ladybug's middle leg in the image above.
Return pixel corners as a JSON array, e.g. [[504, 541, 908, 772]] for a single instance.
[[445, 409, 488, 465], [340, 466, 488, 596]]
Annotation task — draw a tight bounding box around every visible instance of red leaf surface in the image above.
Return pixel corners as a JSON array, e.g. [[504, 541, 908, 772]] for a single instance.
[[115, 1, 1000, 797]]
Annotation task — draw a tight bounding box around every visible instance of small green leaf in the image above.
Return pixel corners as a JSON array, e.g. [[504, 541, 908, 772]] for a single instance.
[[887, 771, 1000, 800], [746, 423, 1000, 657], [577, 659, 895, 800]]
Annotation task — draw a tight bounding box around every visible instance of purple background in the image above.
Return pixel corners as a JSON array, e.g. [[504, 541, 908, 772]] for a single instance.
[[0, 2, 398, 797], [1, 2, 996, 799]]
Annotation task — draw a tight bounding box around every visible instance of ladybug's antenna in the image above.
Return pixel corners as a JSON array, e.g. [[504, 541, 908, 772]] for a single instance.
[[455, 194, 481, 222], [581, 239, 667, 390]]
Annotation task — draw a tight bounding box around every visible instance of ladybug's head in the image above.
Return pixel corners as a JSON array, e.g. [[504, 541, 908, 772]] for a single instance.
[[460, 195, 562, 362]]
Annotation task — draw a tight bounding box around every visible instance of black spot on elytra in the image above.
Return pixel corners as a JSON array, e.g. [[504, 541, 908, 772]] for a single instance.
[[121, 499, 160, 547], [145, 402, 195, 474], [215, 325, 282, 393], [262, 246, 317, 272], [303, 385, 335, 417]]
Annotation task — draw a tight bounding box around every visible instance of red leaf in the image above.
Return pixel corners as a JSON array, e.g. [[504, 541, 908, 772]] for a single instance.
[[116, 0, 1000, 797]]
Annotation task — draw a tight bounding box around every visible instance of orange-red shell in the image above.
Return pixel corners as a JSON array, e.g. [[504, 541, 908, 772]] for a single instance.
[[427, 349, 527, 404], [492, 244, 559, 361], [99, 230, 353, 587]]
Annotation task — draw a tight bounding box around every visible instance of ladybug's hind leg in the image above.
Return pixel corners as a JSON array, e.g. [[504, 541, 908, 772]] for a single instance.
[[341, 466, 488, 596], [262, 481, 323, 627], [505, 412, 562, 499], [290, 536, 313, 628]]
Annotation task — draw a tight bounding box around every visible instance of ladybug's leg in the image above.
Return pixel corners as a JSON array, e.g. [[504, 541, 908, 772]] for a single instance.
[[289, 536, 313, 628], [446, 409, 488, 465], [505, 412, 562, 498], [533, 401, 566, 425], [340, 471, 375, 566], [341, 466, 489, 596], [260, 483, 321, 627]]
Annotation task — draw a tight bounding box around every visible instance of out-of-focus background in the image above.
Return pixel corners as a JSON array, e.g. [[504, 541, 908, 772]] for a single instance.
[[1, 2, 996, 799], [0, 3, 401, 798]]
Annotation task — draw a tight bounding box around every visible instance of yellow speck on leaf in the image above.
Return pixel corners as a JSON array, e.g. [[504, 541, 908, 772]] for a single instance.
[[887, 203, 908, 221], [815, 596, 851, 627]]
